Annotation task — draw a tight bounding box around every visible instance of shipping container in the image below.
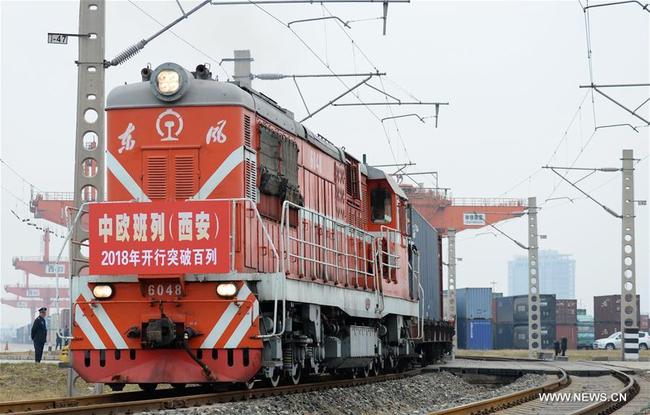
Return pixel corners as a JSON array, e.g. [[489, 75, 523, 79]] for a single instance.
[[556, 300, 577, 325], [512, 294, 556, 323], [556, 324, 577, 349], [411, 209, 442, 322], [492, 292, 503, 299], [577, 308, 587, 316], [495, 297, 514, 323], [513, 323, 556, 349], [594, 322, 619, 339], [594, 295, 641, 323], [640, 314, 649, 331], [457, 319, 493, 350], [456, 288, 492, 320], [494, 323, 514, 349]]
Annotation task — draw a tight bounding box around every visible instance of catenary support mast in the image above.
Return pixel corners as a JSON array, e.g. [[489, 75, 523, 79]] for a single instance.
[[527, 197, 541, 358], [621, 149, 638, 361], [69, 0, 106, 396]]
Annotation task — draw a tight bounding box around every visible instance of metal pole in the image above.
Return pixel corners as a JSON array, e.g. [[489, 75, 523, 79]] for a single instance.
[[69, 0, 106, 396], [447, 229, 457, 359], [527, 197, 542, 358], [621, 149, 639, 361]]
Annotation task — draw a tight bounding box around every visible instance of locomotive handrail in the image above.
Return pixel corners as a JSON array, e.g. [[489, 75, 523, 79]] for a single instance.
[[281, 200, 377, 287]]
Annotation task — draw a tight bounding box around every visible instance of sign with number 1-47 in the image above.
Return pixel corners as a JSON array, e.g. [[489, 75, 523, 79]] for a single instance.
[[89, 201, 230, 275], [47, 33, 69, 44]]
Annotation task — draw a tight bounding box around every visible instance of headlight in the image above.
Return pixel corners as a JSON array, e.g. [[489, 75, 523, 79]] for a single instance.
[[216, 283, 237, 298], [92, 285, 113, 299], [150, 63, 190, 102], [156, 70, 180, 95]]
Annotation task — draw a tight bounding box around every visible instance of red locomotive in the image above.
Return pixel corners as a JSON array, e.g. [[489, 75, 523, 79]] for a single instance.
[[71, 60, 452, 390]]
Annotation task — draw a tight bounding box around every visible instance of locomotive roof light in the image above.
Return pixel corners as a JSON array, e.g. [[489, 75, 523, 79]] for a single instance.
[[150, 62, 190, 102], [92, 284, 114, 299], [216, 282, 237, 298]]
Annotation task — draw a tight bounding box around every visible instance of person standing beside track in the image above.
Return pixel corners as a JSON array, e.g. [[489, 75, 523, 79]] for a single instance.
[[31, 307, 47, 363]]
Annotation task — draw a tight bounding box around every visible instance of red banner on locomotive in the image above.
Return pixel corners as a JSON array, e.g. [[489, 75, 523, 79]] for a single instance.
[[89, 200, 230, 275]]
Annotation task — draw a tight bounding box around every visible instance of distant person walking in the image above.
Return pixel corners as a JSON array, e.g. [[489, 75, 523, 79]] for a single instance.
[[55, 330, 62, 351], [63, 326, 70, 347], [31, 307, 47, 363]]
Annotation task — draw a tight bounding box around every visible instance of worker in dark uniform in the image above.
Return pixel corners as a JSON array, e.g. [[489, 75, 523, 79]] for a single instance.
[[560, 336, 568, 357], [31, 307, 48, 363]]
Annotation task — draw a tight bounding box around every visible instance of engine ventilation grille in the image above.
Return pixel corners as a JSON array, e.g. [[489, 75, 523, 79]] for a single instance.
[[244, 115, 252, 148], [244, 149, 258, 202], [174, 155, 198, 200], [144, 155, 168, 200]]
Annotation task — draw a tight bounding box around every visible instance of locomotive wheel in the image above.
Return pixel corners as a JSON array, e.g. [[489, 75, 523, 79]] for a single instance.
[[243, 379, 256, 390], [387, 355, 396, 372], [348, 368, 358, 379], [289, 363, 302, 385], [138, 383, 158, 392], [371, 359, 381, 376], [170, 383, 186, 390], [267, 368, 281, 387], [362, 365, 370, 378]]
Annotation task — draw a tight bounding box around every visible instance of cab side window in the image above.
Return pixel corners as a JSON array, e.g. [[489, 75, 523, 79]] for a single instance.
[[371, 188, 392, 223]]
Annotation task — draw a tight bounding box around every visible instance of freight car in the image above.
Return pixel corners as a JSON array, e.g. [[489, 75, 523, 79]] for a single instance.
[[70, 61, 453, 390]]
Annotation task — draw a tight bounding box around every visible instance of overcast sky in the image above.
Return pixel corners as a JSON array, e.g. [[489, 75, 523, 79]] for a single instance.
[[1, 0, 648, 328]]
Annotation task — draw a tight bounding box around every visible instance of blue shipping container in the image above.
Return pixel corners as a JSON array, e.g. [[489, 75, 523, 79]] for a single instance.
[[411, 209, 442, 322], [456, 288, 492, 319], [458, 319, 493, 350]]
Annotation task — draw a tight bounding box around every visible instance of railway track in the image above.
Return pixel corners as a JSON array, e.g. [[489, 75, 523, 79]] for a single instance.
[[0, 369, 421, 415], [432, 359, 639, 415]]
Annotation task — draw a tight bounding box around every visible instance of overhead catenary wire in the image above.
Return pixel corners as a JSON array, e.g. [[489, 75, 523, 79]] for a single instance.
[[127, 0, 231, 80], [0, 158, 41, 192], [321, 3, 415, 162], [498, 90, 593, 198], [248, 0, 400, 162]]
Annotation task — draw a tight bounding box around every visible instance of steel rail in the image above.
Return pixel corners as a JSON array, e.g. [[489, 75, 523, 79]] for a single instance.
[[1, 369, 421, 415], [429, 367, 569, 415], [430, 357, 640, 415], [567, 365, 639, 415]]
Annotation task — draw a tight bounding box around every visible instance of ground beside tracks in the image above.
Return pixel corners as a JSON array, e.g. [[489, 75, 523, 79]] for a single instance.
[[0, 362, 141, 401], [456, 348, 650, 361]]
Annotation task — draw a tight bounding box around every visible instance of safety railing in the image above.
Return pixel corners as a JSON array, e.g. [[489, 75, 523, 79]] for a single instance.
[[280, 201, 378, 291], [451, 197, 526, 207], [378, 225, 401, 282]]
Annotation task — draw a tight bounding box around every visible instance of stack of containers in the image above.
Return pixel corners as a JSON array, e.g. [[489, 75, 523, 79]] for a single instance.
[[493, 297, 514, 349], [576, 308, 594, 349], [512, 294, 557, 349], [456, 288, 493, 349], [594, 295, 641, 339], [556, 300, 578, 349]]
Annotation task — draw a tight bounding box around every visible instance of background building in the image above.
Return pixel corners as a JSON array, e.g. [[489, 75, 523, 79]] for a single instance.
[[508, 250, 575, 299]]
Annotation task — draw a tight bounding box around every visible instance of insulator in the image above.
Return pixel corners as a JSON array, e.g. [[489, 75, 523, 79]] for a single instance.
[[255, 73, 285, 80], [109, 40, 146, 67]]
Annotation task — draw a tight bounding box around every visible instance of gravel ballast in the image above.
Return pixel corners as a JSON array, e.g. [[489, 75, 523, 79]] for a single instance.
[[143, 371, 548, 415]]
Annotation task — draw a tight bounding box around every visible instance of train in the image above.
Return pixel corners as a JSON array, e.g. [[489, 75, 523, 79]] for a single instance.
[[71, 59, 453, 391]]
